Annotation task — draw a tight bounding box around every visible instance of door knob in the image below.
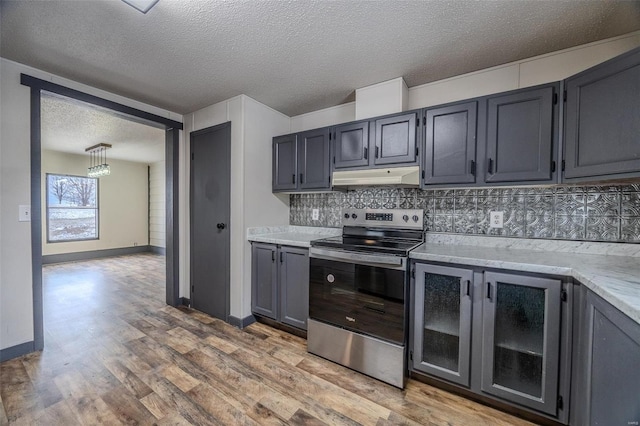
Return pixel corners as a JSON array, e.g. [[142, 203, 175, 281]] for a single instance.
[[216, 223, 226, 230]]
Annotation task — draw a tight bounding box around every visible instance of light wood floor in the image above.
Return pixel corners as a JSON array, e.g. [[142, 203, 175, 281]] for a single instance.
[[0, 253, 536, 425]]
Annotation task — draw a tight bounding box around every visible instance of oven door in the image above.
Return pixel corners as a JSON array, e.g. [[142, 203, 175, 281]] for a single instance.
[[309, 247, 407, 345]]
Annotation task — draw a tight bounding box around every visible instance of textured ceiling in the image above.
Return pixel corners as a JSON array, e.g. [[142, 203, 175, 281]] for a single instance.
[[41, 93, 165, 163], [2, 1, 640, 116]]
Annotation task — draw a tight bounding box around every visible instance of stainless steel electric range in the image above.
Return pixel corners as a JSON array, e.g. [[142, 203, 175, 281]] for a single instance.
[[307, 208, 424, 388]]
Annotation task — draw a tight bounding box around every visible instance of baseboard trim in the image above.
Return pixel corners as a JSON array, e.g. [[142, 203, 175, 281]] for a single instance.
[[0, 341, 35, 362], [149, 246, 166, 255], [179, 297, 190, 306], [228, 314, 256, 329], [42, 246, 152, 264]]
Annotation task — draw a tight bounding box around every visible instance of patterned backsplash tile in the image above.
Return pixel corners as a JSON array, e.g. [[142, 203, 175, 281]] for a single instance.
[[289, 183, 640, 243]]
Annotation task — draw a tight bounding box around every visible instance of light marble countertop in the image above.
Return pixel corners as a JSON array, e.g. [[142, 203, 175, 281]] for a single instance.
[[411, 234, 640, 325], [246, 226, 341, 248]]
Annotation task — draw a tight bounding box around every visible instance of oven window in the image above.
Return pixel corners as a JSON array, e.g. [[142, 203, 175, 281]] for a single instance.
[[309, 258, 406, 344]]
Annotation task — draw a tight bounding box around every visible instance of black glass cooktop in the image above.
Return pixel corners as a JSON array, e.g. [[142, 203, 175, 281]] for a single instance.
[[311, 235, 422, 255]]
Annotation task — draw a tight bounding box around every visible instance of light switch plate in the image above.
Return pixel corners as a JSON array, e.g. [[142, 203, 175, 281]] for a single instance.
[[489, 211, 504, 228], [19, 205, 31, 222], [312, 208, 319, 221]]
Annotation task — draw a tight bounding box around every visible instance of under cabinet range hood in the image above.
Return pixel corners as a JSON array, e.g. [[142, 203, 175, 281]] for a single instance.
[[332, 166, 420, 187]]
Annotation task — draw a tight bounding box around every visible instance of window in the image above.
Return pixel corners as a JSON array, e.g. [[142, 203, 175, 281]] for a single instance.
[[46, 174, 98, 242]]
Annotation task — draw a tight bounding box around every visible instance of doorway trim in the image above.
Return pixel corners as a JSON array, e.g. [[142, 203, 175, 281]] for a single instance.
[[21, 74, 183, 351]]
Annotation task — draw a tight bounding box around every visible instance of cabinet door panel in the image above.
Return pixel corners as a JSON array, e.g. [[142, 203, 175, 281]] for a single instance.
[[272, 134, 297, 191], [481, 272, 561, 415], [413, 263, 473, 387], [251, 243, 278, 319], [575, 289, 640, 426], [424, 102, 477, 184], [298, 128, 331, 190], [564, 49, 640, 179], [334, 121, 370, 169], [485, 86, 555, 183], [374, 112, 418, 165], [279, 246, 310, 330]]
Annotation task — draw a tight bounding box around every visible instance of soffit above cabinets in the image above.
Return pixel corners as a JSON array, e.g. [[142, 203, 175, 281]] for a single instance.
[[2, 1, 639, 116]]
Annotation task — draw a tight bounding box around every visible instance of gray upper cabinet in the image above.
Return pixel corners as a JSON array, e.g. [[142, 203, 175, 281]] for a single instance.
[[298, 128, 331, 190], [423, 101, 477, 185], [413, 263, 473, 387], [251, 243, 278, 319], [484, 84, 557, 184], [333, 120, 370, 169], [564, 47, 640, 180], [573, 287, 640, 426], [481, 272, 561, 416], [272, 134, 297, 192], [273, 129, 331, 192], [279, 246, 310, 330], [373, 112, 419, 166]]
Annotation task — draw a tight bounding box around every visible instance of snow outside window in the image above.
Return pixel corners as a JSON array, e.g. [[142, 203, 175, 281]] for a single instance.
[[46, 174, 99, 242]]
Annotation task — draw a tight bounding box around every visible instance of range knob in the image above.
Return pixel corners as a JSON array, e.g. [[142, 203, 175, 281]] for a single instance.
[[402, 214, 409, 222], [344, 213, 350, 219], [351, 213, 358, 219], [412, 215, 419, 222]]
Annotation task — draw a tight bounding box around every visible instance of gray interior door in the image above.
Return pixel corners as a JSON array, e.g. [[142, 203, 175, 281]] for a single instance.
[[190, 122, 231, 321]]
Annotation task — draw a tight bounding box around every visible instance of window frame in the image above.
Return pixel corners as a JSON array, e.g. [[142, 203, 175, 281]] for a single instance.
[[46, 173, 100, 243]]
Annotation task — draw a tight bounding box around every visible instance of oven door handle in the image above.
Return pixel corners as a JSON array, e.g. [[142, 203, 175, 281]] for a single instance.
[[309, 247, 405, 270]]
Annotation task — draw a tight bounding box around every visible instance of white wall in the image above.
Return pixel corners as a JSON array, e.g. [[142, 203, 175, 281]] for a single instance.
[[290, 102, 355, 133], [0, 58, 182, 351], [355, 77, 408, 120], [408, 31, 640, 109], [183, 95, 290, 320], [41, 150, 149, 255], [149, 160, 166, 248]]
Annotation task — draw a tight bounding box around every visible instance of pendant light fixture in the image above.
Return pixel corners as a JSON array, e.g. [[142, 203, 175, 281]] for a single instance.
[[86, 143, 112, 178]]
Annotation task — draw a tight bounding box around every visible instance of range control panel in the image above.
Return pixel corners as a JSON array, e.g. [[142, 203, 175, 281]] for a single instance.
[[342, 209, 423, 229]]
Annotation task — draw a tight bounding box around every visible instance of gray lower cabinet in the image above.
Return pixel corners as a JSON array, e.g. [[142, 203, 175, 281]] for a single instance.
[[412, 263, 473, 386], [411, 263, 569, 421], [572, 287, 640, 426], [251, 243, 309, 330], [483, 84, 558, 184], [481, 272, 561, 416], [564, 47, 640, 181]]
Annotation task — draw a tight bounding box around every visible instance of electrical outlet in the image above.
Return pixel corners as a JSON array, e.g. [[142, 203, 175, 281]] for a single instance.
[[312, 208, 319, 220], [19, 205, 31, 222], [489, 211, 504, 228]]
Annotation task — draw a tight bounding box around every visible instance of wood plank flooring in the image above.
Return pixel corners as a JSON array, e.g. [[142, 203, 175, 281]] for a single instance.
[[0, 253, 536, 425]]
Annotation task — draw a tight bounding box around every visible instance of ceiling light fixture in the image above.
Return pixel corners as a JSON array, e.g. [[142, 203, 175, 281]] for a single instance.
[[121, 0, 159, 14], [86, 143, 112, 178]]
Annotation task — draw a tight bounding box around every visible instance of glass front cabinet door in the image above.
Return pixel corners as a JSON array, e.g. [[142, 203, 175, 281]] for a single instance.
[[413, 263, 473, 387], [481, 271, 561, 415]]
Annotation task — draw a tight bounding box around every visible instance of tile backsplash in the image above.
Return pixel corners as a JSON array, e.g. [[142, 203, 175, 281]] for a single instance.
[[290, 184, 640, 243]]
